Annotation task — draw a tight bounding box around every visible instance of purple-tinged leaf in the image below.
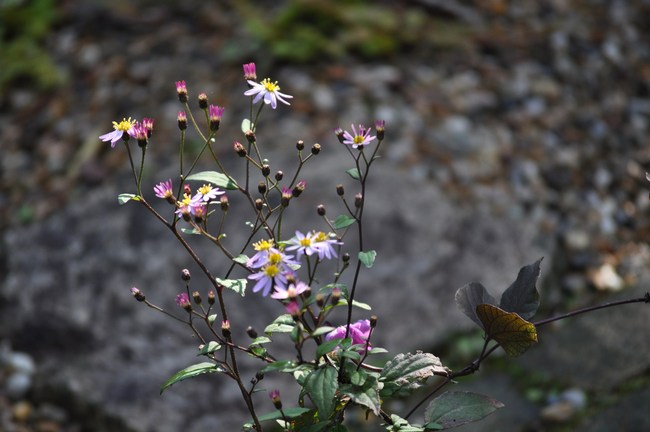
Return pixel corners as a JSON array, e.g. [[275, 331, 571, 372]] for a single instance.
[[499, 258, 543, 320], [424, 391, 504, 429], [455, 282, 497, 330]]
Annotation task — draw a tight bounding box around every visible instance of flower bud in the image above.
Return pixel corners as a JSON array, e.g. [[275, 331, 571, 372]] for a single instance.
[[255, 371, 264, 381], [292, 180, 306, 197], [246, 326, 258, 339], [285, 301, 301, 320], [142, 118, 154, 137], [316, 294, 325, 307], [234, 141, 247, 157], [192, 291, 202, 305], [198, 93, 208, 109], [176, 80, 188, 103], [255, 198, 264, 211], [258, 181, 267, 194], [245, 130, 256, 144], [370, 315, 378, 328], [221, 320, 231, 338], [374, 120, 385, 141], [275, 171, 284, 181], [177, 111, 187, 130], [181, 268, 191, 282], [207, 290, 216, 305], [261, 164, 271, 177], [243, 62, 257, 81], [331, 288, 341, 305], [311, 143, 321, 155], [342, 253, 350, 263], [296, 140, 304, 151], [130, 287, 145, 302], [269, 389, 282, 410], [334, 127, 345, 143], [317, 204, 326, 216], [220, 195, 229, 212], [355, 193, 363, 208], [184, 184, 192, 195], [336, 184, 345, 196], [176, 293, 192, 311], [208, 105, 224, 132], [281, 188, 292, 207]]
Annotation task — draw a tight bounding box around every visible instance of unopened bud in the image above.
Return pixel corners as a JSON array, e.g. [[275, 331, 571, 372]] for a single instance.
[[355, 193, 363, 208], [184, 184, 191, 195], [316, 294, 325, 307], [269, 390, 282, 410], [177, 111, 187, 130], [370, 315, 378, 328], [245, 130, 256, 144], [130, 287, 145, 302], [255, 371, 264, 381], [336, 184, 345, 196], [246, 326, 258, 339], [317, 204, 326, 216], [208, 105, 224, 132], [296, 140, 304, 151], [342, 253, 350, 263], [334, 127, 345, 143], [275, 171, 283, 181], [331, 288, 341, 305], [220, 195, 229, 212], [311, 143, 321, 155], [175, 80, 188, 103], [261, 164, 271, 177], [207, 290, 216, 305], [192, 291, 202, 305], [234, 141, 247, 157], [258, 181, 267, 194], [198, 93, 208, 109], [375, 120, 385, 141], [221, 320, 231, 338], [281, 188, 292, 207], [255, 198, 264, 210], [181, 268, 191, 282], [292, 180, 306, 197]]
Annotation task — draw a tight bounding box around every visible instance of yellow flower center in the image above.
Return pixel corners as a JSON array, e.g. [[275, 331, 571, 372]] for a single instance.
[[264, 264, 280, 277], [113, 117, 136, 132], [180, 193, 192, 206], [261, 78, 280, 93], [313, 232, 328, 242], [253, 239, 274, 251], [268, 252, 282, 265], [198, 184, 213, 195], [353, 135, 365, 144], [299, 238, 312, 247]]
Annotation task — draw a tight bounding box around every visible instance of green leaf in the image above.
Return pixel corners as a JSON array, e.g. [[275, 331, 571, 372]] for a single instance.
[[249, 336, 272, 345], [304, 365, 338, 419], [265, 314, 296, 334], [368, 347, 389, 355], [332, 214, 356, 229], [186, 170, 238, 190], [117, 193, 140, 205], [160, 362, 222, 394], [242, 407, 311, 429], [233, 254, 249, 265], [475, 304, 538, 357], [207, 314, 217, 325], [198, 341, 222, 356], [499, 258, 543, 320], [380, 352, 450, 398], [316, 339, 343, 358], [311, 326, 336, 337], [358, 250, 377, 268], [455, 282, 497, 329], [424, 391, 504, 429], [340, 372, 382, 416], [180, 227, 200, 235], [241, 118, 254, 134], [260, 360, 306, 374], [346, 167, 361, 180], [384, 414, 428, 432], [216, 277, 247, 297]]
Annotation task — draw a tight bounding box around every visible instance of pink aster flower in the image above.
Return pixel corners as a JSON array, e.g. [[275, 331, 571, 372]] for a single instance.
[[208, 105, 225, 131], [176, 80, 188, 102], [99, 117, 136, 147], [341, 124, 376, 149], [244, 78, 293, 109], [325, 319, 372, 351], [142, 117, 155, 137], [271, 280, 310, 300], [243, 62, 257, 81], [154, 179, 173, 200], [128, 121, 148, 145], [175, 292, 190, 308]]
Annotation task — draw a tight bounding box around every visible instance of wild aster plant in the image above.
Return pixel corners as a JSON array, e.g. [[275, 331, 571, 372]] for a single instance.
[[111, 63, 649, 432]]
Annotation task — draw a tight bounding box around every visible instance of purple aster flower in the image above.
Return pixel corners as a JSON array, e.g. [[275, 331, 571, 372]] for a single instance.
[[154, 179, 174, 200], [244, 78, 293, 109], [175, 292, 190, 308], [286, 231, 319, 257], [193, 184, 224, 202], [243, 62, 257, 81], [271, 280, 310, 300], [142, 117, 155, 137], [247, 239, 277, 268], [99, 117, 136, 148], [248, 250, 297, 296], [325, 319, 372, 351], [208, 105, 225, 131], [312, 231, 341, 260], [341, 124, 376, 149], [128, 121, 148, 146]]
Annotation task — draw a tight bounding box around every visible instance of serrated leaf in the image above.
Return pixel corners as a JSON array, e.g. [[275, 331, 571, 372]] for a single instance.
[[311, 326, 336, 337], [118, 193, 140, 205], [499, 258, 543, 320], [455, 282, 497, 329], [241, 118, 254, 134], [160, 362, 222, 394], [358, 250, 377, 268], [424, 391, 504, 429], [380, 352, 450, 398], [198, 341, 222, 356], [233, 254, 249, 264], [332, 214, 356, 229], [316, 339, 343, 358], [346, 167, 361, 180], [340, 372, 382, 416], [216, 277, 247, 296], [186, 170, 238, 190], [476, 304, 538, 357], [265, 314, 296, 334], [304, 365, 338, 419]]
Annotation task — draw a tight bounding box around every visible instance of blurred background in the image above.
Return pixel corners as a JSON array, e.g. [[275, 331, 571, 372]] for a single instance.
[[2, 0, 650, 430]]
